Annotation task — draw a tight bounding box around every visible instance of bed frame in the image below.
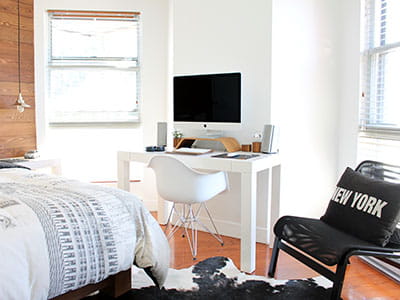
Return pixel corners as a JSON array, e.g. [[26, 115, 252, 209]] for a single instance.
[[51, 268, 131, 300]]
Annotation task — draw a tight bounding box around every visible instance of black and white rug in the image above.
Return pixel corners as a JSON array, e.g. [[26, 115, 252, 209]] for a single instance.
[[95, 256, 333, 299]]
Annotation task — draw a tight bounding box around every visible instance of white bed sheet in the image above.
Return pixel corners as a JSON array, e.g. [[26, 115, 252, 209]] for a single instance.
[[0, 168, 169, 300]]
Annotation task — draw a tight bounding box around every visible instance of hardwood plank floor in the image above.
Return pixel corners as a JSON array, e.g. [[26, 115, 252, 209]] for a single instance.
[[163, 225, 400, 300]]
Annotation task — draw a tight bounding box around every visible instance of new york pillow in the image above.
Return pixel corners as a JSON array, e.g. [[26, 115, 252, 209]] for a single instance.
[[321, 167, 400, 247]]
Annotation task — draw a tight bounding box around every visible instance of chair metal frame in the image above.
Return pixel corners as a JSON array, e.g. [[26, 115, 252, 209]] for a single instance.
[[268, 160, 400, 300], [164, 202, 224, 258]]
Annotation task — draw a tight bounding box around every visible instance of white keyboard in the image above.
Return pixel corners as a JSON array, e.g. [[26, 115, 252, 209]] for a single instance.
[[174, 147, 212, 154]]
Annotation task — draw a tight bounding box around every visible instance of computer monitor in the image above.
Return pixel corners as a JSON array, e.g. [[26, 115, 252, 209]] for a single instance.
[[173, 72, 241, 131]]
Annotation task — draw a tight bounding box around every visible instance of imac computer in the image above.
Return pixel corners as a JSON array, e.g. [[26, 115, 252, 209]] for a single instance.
[[173, 72, 241, 135]]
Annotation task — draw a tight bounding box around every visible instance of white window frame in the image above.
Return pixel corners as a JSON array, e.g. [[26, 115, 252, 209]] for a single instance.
[[47, 10, 141, 125], [360, 0, 400, 137]]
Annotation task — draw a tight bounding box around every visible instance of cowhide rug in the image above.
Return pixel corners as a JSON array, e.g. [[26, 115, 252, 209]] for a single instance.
[[91, 256, 333, 299]]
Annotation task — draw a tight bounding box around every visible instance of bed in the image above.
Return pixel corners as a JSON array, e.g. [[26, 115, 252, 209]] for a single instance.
[[0, 162, 170, 299]]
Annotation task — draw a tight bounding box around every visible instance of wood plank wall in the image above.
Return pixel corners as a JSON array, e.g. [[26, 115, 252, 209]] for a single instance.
[[0, 0, 36, 158]]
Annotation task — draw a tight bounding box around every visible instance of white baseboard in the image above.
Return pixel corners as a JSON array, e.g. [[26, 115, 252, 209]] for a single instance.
[[198, 216, 269, 244], [168, 214, 269, 244]]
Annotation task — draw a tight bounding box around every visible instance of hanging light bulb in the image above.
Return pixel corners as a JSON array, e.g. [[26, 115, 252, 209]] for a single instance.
[[14, 0, 30, 113], [16, 92, 30, 113]]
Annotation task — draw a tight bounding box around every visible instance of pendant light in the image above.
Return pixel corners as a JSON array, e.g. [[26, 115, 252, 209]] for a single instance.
[[15, 0, 30, 113]]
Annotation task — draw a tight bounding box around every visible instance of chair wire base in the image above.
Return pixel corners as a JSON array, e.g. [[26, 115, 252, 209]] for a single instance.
[[164, 203, 224, 259]]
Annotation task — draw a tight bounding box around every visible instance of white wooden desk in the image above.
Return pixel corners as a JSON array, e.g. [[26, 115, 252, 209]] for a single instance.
[[117, 150, 281, 273]]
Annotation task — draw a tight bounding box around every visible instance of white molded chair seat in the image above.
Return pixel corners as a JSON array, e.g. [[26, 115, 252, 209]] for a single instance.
[[148, 155, 228, 259]]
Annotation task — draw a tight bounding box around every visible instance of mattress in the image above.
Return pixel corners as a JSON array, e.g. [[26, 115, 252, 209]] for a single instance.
[[0, 167, 169, 299]]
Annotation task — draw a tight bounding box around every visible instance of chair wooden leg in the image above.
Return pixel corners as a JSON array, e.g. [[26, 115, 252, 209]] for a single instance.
[[330, 260, 348, 300], [268, 237, 281, 277]]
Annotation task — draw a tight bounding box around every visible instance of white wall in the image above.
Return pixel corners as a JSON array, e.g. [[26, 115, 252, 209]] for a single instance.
[[337, 0, 361, 174], [173, 0, 273, 144], [173, 0, 360, 222], [173, 0, 273, 242], [34, 0, 170, 187], [270, 0, 347, 217]]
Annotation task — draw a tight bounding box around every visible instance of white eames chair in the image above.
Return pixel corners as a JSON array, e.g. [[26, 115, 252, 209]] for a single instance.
[[148, 155, 227, 259]]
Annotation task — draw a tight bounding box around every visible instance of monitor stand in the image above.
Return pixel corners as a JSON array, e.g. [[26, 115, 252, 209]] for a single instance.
[[175, 136, 241, 152]]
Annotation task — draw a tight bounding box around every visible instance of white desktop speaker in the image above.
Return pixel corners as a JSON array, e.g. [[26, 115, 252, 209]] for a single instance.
[[157, 122, 167, 147], [261, 124, 279, 153]]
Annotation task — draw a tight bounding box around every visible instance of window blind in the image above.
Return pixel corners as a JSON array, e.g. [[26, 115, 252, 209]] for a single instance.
[[47, 10, 141, 124], [360, 0, 400, 133], [48, 10, 140, 62]]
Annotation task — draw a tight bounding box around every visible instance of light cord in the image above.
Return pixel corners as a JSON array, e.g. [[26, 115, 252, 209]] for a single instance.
[[17, 0, 21, 94]]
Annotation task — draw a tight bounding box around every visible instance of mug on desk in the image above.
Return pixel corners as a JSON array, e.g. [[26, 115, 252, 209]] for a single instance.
[[241, 144, 252, 152], [252, 142, 261, 153]]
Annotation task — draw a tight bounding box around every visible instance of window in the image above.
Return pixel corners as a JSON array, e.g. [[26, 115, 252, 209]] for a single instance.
[[47, 10, 140, 124], [358, 0, 400, 165], [360, 0, 400, 134]]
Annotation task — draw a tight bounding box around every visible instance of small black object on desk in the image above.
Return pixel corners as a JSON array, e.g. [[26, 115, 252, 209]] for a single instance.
[[145, 146, 165, 152]]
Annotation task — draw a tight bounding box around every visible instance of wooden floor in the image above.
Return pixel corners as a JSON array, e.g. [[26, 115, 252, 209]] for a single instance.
[[163, 226, 400, 300]]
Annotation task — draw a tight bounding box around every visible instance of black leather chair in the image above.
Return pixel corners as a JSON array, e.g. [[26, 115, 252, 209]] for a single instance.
[[268, 160, 400, 300]]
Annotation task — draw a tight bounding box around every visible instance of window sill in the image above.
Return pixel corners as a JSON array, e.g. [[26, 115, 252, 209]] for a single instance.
[[359, 129, 400, 141], [49, 121, 140, 128], [49, 111, 140, 126]]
